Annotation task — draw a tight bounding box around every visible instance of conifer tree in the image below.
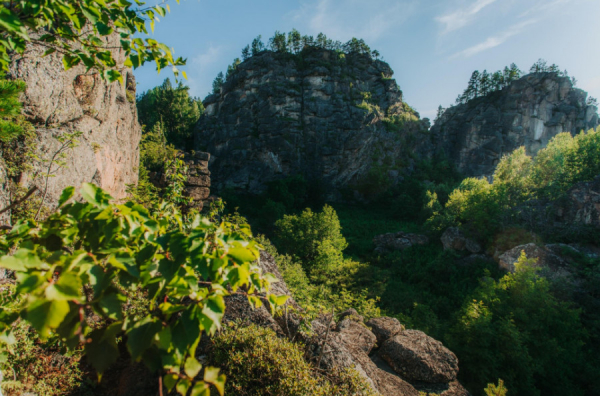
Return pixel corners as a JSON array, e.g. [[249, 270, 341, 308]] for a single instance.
[[137, 78, 203, 150], [241, 45, 250, 61], [251, 35, 265, 56]]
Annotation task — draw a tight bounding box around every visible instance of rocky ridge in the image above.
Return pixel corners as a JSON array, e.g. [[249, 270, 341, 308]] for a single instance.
[[431, 72, 599, 177], [195, 48, 429, 198]]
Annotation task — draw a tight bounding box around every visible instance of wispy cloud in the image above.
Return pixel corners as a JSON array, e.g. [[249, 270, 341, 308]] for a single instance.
[[291, 0, 416, 43], [518, 0, 573, 18], [189, 45, 224, 98], [450, 19, 536, 58], [436, 0, 498, 35], [192, 45, 224, 71]]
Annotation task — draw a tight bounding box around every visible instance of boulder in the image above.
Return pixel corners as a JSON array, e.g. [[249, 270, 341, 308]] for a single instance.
[[366, 316, 404, 345], [497, 243, 570, 274], [441, 227, 481, 253], [379, 330, 459, 383], [337, 319, 377, 354], [373, 232, 429, 255]]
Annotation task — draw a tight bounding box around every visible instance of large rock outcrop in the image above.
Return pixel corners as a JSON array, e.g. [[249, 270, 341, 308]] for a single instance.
[[431, 72, 599, 177], [223, 250, 469, 396], [7, 34, 141, 208], [195, 48, 429, 197]]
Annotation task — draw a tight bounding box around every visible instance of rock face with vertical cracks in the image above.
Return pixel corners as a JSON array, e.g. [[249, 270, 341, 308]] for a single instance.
[[195, 48, 429, 198], [431, 72, 599, 178], [8, 33, 141, 208]]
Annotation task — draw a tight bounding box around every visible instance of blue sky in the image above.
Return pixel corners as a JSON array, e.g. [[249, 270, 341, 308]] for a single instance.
[[134, 0, 600, 119]]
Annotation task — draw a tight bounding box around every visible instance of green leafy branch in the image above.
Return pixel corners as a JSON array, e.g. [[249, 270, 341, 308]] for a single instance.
[[0, 0, 187, 83], [0, 183, 287, 395]]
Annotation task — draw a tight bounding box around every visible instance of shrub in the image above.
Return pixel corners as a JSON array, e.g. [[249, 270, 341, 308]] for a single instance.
[[210, 324, 377, 396], [275, 205, 347, 268]]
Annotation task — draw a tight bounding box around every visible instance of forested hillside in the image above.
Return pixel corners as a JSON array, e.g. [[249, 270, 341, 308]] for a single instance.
[[0, 4, 599, 396]]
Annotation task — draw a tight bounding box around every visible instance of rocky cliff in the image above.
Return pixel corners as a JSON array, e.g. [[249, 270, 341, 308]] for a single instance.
[[431, 72, 599, 177], [7, 34, 141, 210], [195, 48, 429, 197]]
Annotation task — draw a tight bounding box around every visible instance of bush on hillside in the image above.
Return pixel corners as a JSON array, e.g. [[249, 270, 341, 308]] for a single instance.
[[209, 324, 377, 396]]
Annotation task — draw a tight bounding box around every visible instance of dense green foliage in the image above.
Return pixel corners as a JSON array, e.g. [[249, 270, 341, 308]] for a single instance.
[[137, 78, 203, 149], [428, 128, 600, 243], [210, 324, 377, 396], [0, 0, 186, 82], [0, 184, 285, 395], [447, 253, 589, 396]]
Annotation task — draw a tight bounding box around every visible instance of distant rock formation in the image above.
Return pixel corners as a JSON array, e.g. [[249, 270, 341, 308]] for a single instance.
[[195, 48, 429, 197], [7, 33, 141, 208], [431, 72, 599, 177]]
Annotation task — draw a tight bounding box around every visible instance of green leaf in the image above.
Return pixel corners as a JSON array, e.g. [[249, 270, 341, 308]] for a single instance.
[[176, 379, 192, 395], [80, 183, 112, 208], [95, 22, 113, 36], [184, 356, 202, 378], [26, 299, 70, 337], [126, 317, 162, 360], [163, 373, 179, 392], [190, 382, 210, 396], [58, 186, 76, 207], [228, 243, 258, 264], [204, 367, 225, 396], [85, 322, 122, 374], [46, 272, 83, 301], [42, 48, 57, 57]]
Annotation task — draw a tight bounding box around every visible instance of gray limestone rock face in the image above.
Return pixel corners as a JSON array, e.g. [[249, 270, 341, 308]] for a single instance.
[[195, 48, 429, 197], [431, 72, 599, 178], [379, 329, 459, 383], [8, 34, 141, 209]]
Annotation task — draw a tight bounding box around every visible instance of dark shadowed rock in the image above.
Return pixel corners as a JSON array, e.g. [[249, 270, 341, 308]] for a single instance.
[[431, 72, 598, 178], [379, 329, 459, 383], [366, 316, 404, 345], [373, 232, 429, 255], [441, 227, 481, 253]]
